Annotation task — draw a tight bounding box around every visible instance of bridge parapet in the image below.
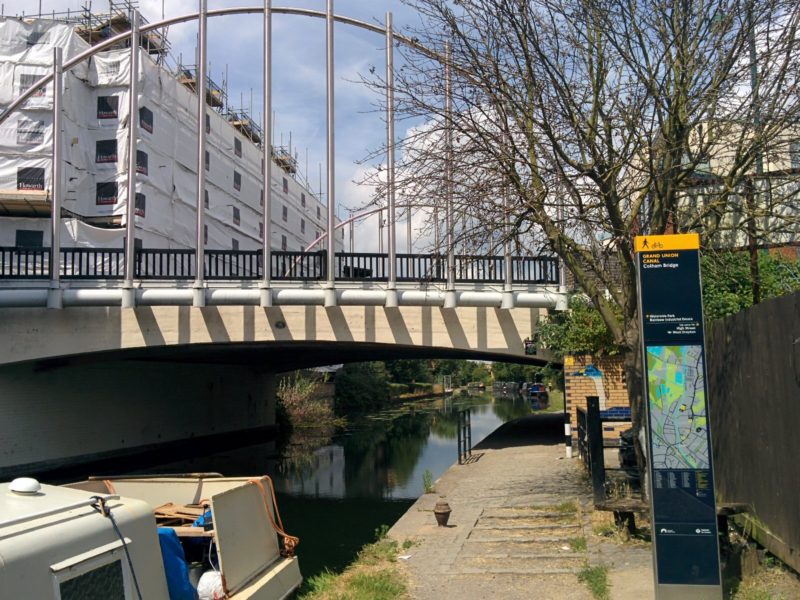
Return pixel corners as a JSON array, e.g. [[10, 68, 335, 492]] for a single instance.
[[0, 247, 567, 310]]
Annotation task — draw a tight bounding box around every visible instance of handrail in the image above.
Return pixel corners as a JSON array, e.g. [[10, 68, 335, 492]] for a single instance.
[[0, 247, 559, 284]]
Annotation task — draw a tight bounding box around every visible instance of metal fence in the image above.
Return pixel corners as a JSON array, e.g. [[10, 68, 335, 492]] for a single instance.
[[0, 246, 560, 284]]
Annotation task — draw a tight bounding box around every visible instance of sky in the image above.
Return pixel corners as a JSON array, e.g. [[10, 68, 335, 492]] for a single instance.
[[5, 0, 432, 251]]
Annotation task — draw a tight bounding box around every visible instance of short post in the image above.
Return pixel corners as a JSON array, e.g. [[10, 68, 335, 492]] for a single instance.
[[564, 410, 573, 459], [586, 395, 605, 503]]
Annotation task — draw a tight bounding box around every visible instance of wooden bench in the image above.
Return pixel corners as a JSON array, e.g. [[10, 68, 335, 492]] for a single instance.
[[595, 498, 749, 543]]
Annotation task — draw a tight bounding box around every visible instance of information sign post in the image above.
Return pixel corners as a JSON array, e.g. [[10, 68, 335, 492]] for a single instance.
[[634, 233, 722, 600]]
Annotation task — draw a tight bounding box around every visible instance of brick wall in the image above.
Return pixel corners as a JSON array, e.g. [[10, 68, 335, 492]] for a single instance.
[[564, 354, 630, 440]]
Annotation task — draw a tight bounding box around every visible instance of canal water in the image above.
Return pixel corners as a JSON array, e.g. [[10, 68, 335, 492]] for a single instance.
[[121, 391, 532, 582]]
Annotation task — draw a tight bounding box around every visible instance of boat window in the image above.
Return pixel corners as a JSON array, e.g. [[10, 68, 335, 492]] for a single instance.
[[233, 170, 242, 191], [58, 559, 125, 600], [234, 137, 242, 158]]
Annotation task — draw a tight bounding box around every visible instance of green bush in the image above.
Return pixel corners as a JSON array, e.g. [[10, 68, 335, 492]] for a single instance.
[[335, 362, 390, 413]]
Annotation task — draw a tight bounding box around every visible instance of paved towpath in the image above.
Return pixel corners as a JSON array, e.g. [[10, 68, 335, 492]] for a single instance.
[[389, 413, 654, 600]]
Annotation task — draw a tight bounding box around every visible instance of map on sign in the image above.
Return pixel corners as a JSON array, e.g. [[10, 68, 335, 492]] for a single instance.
[[646, 345, 710, 470]]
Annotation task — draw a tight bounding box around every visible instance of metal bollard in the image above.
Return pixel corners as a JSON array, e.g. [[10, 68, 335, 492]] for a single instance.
[[564, 411, 573, 459]]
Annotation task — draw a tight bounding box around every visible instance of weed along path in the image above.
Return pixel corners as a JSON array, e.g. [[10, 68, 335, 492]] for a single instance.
[[389, 413, 654, 600]]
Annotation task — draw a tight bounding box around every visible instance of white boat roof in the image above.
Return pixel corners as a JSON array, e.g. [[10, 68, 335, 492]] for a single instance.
[[0, 481, 101, 528]]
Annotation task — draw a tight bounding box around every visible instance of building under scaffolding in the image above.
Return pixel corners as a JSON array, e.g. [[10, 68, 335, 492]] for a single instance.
[[0, 2, 341, 254]]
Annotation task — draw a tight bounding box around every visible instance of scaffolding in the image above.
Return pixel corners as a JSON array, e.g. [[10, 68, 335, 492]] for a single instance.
[[18, 1, 170, 62]]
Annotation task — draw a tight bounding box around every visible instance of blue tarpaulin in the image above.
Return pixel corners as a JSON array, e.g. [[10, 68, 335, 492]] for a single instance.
[[157, 527, 198, 600]]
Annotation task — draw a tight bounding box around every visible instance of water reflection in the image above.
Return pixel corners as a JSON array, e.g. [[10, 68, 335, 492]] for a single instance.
[[109, 391, 533, 580], [274, 392, 532, 501]]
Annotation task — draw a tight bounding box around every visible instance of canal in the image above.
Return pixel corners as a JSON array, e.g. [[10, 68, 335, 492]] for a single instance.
[[71, 391, 534, 583]]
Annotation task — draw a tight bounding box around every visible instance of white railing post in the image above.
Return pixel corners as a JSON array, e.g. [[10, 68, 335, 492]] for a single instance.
[[48, 47, 64, 309], [122, 10, 140, 308], [444, 42, 456, 308], [193, 0, 208, 307], [324, 0, 337, 307], [385, 11, 398, 307], [260, 0, 273, 307]]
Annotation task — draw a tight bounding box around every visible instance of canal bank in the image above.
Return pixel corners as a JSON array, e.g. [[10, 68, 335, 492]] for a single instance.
[[389, 413, 654, 600]]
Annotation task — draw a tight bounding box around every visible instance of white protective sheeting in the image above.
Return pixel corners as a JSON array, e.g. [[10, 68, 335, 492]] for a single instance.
[[0, 18, 339, 253]]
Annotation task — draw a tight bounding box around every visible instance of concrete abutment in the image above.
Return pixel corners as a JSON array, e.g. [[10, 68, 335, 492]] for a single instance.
[[0, 358, 277, 479]]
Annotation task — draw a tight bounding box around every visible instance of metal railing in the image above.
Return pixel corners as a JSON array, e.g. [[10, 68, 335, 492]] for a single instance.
[[576, 397, 633, 504], [457, 408, 473, 465], [0, 247, 560, 284]]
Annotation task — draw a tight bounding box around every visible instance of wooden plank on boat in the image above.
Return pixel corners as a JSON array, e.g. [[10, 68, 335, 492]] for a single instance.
[[170, 526, 215, 538]]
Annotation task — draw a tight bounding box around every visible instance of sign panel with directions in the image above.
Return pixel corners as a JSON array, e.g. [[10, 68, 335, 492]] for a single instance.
[[635, 233, 722, 599]]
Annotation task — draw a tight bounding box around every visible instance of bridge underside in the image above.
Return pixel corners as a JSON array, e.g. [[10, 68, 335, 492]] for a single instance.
[[1, 304, 555, 367], [0, 305, 553, 478]]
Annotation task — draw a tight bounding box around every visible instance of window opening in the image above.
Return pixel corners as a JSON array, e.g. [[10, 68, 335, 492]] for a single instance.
[[96, 139, 117, 163], [96, 182, 118, 205], [17, 167, 45, 190], [97, 96, 119, 119], [139, 106, 153, 133]]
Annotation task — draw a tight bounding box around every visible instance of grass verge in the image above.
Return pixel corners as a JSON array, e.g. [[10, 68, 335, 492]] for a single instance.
[[577, 563, 611, 600], [568, 536, 587, 552], [298, 532, 410, 600]]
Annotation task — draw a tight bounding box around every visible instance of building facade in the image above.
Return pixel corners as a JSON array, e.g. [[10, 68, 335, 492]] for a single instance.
[[0, 14, 342, 254]]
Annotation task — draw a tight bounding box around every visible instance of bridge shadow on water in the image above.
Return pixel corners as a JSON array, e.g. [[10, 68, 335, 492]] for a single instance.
[[473, 412, 564, 450]]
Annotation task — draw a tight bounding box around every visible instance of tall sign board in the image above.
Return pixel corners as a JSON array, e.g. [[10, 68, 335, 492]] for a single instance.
[[634, 233, 722, 600]]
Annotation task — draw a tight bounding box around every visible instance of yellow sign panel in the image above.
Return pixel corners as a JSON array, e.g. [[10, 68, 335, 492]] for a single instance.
[[634, 233, 699, 253]]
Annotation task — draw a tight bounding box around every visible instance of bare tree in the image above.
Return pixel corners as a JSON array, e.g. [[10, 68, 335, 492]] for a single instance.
[[366, 0, 800, 468]]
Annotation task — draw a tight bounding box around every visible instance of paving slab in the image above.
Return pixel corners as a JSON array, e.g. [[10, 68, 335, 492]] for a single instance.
[[389, 413, 655, 600]]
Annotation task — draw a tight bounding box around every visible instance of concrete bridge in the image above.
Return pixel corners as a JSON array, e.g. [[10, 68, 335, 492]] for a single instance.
[[0, 4, 566, 479]]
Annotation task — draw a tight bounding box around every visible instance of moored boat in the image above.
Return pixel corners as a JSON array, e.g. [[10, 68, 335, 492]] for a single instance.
[[0, 473, 301, 599]]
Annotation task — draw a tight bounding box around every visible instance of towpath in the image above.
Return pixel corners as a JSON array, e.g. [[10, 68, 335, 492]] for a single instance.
[[389, 413, 654, 600]]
